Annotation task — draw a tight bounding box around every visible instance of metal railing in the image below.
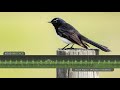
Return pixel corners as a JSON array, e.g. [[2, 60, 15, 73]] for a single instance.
[[0, 55, 119, 68]]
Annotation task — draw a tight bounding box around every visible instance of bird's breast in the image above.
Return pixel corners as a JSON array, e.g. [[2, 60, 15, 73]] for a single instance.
[[57, 35, 72, 44]]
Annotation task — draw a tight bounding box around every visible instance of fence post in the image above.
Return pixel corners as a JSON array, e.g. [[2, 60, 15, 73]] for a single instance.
[[56, 48, 99, 78]]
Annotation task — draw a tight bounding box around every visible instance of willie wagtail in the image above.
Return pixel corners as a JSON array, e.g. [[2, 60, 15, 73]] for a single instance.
[[49, 18, 111, 52]]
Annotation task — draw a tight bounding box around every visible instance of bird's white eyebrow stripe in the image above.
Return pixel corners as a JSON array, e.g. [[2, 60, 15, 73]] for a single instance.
[[54, 19, 58, 21]]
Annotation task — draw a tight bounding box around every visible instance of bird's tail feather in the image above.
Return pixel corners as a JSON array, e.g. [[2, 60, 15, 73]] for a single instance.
[[80, 36, 111, 52]]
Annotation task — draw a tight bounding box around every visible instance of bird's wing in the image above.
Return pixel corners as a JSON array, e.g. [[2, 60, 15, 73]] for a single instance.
[[58, 24, 88, 48]]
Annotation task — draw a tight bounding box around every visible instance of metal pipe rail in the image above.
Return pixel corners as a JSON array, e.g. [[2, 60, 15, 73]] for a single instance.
[[0, 55, 119, 68]]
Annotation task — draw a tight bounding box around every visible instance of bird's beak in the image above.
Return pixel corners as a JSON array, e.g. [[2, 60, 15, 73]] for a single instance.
[[48, 21, 51, 23]]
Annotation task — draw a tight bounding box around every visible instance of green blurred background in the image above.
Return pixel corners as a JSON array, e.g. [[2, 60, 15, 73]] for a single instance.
[[0, 12, 120, 78]]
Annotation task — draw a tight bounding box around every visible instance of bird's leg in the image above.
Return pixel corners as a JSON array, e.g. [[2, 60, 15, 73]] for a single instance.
[[70, 44, 74, 49], [66, 44, 74, 49], [62, 44, 70, 50], [84, 43, 90, 47]]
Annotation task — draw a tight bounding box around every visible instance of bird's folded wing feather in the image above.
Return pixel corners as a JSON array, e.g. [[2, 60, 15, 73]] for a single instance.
[[58, 24, 86, 48]]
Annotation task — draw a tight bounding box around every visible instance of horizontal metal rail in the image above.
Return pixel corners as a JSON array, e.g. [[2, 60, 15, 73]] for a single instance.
[[0, 55, 119, 68]]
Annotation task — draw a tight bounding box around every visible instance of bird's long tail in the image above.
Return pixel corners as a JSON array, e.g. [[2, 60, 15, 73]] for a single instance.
[[80, 35, 111, 52]]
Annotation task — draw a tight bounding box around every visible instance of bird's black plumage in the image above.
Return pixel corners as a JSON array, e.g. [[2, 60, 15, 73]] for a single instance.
[[49, 18, 111, 52]]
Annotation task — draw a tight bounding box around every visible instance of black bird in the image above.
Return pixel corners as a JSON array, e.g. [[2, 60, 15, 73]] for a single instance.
[[49, 18, 111, 52]]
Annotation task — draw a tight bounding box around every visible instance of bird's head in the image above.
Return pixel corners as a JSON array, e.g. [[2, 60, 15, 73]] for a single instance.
[[48, 18, 66, 28]]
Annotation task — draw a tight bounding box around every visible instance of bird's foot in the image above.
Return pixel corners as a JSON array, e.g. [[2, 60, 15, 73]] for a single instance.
[[62, 48, 65, 50], [61, 48, 74, 50], [66, 48, 75, 50]]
